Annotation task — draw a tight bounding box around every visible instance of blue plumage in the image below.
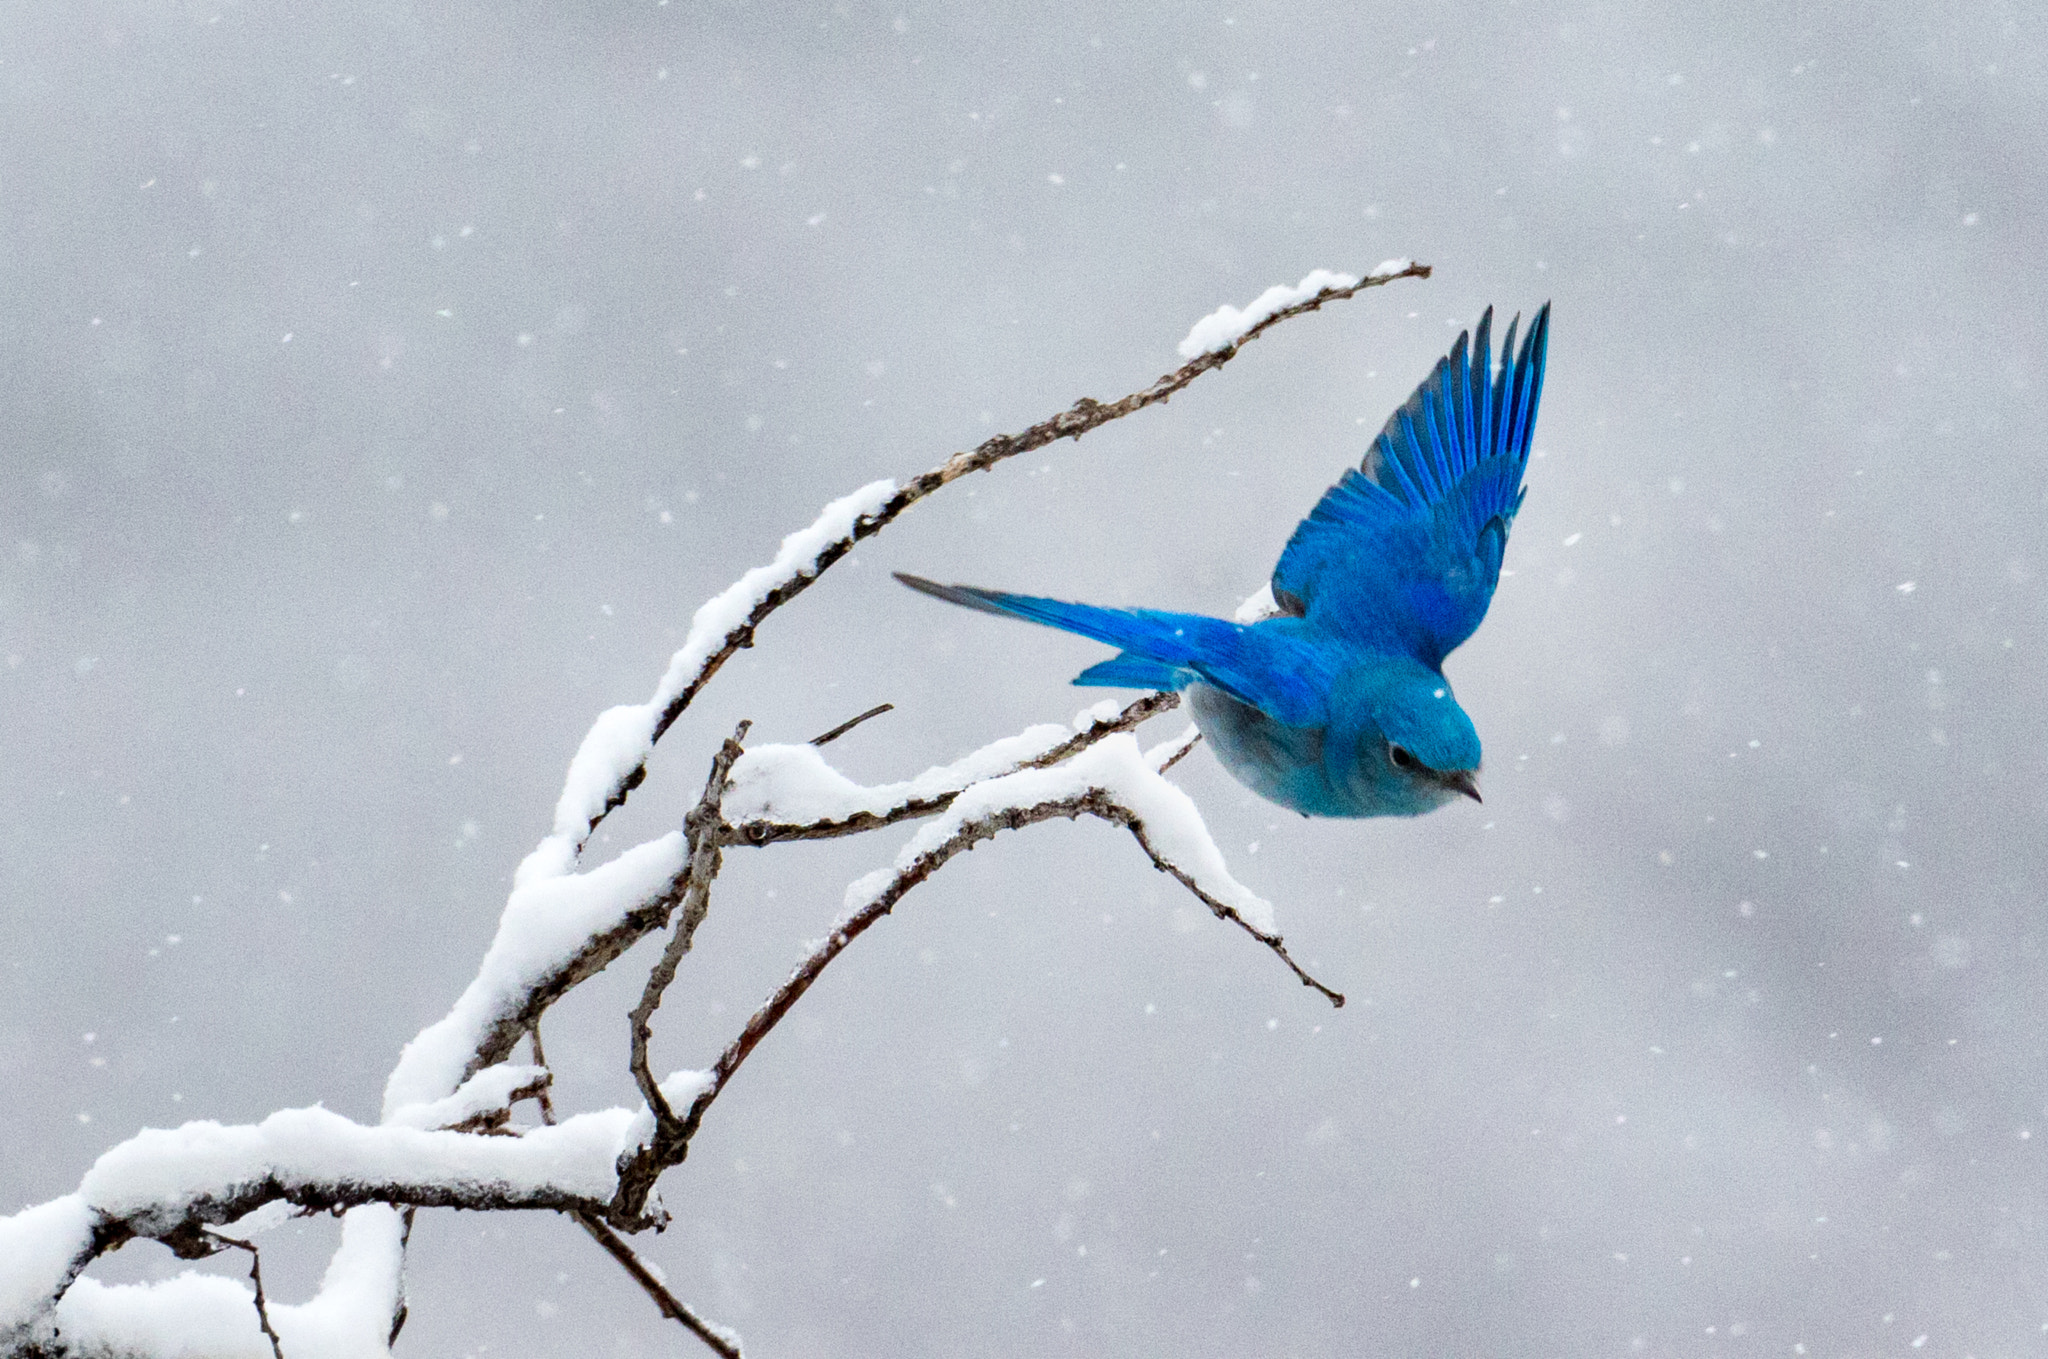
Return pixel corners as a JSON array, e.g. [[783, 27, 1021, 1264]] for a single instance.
[[897, 304, 1551, 818]]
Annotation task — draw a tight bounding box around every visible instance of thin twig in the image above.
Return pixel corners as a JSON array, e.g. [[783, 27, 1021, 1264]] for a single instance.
[[1019, 692, 1184, 772], [1107, 804, 1340, 1005], [529, 1026, 558, 1126], [1155, 729, 1203, 773], [574, 1211, 743, 1359], [202, 1231, 286, 1359], [809, 702, 894, 747], [581, 263, 1430, 842], [630, 722, 749, 1122], [389, 1209, 415, 1347]]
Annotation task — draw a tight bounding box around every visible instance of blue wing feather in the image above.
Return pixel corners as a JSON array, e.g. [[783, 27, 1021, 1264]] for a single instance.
[[1271, 303, 1550, 666]]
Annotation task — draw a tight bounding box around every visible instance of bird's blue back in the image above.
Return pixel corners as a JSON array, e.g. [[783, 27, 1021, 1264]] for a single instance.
[[896, 304, 1551, 818]]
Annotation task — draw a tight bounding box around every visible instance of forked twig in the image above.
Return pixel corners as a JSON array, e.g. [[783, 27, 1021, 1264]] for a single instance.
[[201, 1231, 285, 1359], [616, 694, 1194, 1210], [443, 265, 1422, 1087], [545, 1033, 740, 1356], [630, 723, 750, 1121]]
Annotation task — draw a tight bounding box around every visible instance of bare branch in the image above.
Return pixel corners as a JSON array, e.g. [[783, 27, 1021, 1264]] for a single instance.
[[1104, 803, 1340, 1006], [808, 702, 894, 747], [574, 1211, 743, 1359], [201, 1232, 286, 1359], [631, 723, 750, 1122]]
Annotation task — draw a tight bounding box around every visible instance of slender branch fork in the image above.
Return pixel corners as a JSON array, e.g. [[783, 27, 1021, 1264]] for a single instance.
[[534, 1028, 740, 1358], [202, 1232, 285, 1359], [6, 263, 1424, 1359]]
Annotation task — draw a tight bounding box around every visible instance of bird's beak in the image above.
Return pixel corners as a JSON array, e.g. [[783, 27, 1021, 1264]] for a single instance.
[[1441, 769, 1482, 804]]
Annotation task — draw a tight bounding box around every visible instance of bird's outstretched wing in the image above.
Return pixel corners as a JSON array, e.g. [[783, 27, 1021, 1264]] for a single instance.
[[1270, 304, 1550, 667], [894, 573, 1338, 727]]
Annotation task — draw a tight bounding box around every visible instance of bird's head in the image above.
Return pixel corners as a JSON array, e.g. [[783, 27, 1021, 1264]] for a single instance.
[[1329, 658, 1483, 814]]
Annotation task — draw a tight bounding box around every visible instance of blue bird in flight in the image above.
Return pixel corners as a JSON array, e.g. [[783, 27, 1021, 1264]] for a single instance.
[[897, 304, 1550, 818]]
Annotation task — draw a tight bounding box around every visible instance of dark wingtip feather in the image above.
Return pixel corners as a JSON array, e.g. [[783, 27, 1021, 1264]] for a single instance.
[[1469, 312, 1499, 458], [1513, 303, 1552, 453], [892, 571, 1016, 619], [1523, 302, 1552, 361]]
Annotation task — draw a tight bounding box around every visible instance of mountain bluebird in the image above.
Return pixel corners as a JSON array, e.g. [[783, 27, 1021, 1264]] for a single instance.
[[898, 304, 1550, 818]]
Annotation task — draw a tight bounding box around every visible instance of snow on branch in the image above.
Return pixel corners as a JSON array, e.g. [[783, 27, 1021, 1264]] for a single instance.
[[39, 1204, 411, 1359], [817, 729, 1336, 981], [1177, 260, 1425, 359], [723, 692, 1181, 843], [0, 1105, 653, 1348], [93, 1101, 643, 1239], [6, 260, 1424, 1357], [384, 831, 693, 1118]]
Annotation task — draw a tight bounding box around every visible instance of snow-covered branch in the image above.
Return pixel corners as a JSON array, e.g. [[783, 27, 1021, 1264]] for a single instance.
[[723, 691, 1182, 844], [3, 261, 1422, 1356], [1176, 259, 1422, 359], [383, 831, 693, 1118], [0, 1103, 656, 1351]]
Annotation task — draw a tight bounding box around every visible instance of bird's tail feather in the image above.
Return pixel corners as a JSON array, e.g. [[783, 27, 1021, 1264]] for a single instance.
[[893, 572, 1329, 725], [895, 573, 1222, 668]]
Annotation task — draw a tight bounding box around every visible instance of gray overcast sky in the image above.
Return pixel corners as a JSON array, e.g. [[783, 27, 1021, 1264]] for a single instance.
[[5, 1, 2047, 1354]]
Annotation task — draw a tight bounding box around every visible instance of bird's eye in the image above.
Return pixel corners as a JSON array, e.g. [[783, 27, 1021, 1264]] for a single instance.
[[1388, 744, 1418, 771]]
